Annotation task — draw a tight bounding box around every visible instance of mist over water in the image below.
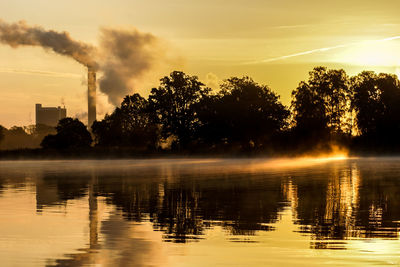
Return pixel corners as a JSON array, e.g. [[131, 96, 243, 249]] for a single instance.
[[1, 157, 400, 266]]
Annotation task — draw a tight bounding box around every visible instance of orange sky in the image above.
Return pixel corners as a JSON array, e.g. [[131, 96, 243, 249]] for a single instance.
[[1, 0, 400, 127]]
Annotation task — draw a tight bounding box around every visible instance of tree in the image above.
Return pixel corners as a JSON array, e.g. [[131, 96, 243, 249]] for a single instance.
[[193, 93, 226, 146], [0, 125, 56, 150], [23, 124, 57, 147], [149, 71, 210, 149], [92, 93, 158, 149], [311, 67, 350, 132], [197, 76, 289, 150], [291, 67, 351, 146], [41, 118, 92, 149], [0, 125, 5, 145], [291, 81, 328, 140], [351, 71, 400, 144], [0, 126, 35, 150]]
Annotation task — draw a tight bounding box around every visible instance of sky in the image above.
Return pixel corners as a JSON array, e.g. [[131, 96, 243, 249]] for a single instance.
[[1, 0, 400, 127]]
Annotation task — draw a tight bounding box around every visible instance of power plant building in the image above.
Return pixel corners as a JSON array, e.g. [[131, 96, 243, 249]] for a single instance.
[[35, 104, 66, 127]]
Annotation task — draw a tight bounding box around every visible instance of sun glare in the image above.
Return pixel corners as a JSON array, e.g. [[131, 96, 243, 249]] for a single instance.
[[248, 150, 350, 172], [310, 154, 348, 163], [335, 42, 400, 67], [396, 67, 400, 78]]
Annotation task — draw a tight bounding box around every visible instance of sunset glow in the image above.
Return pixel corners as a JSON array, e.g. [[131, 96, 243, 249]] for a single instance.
[[2, 0, 400, 126], [2, 1, 400, 266], [335, 41, 400, 66]]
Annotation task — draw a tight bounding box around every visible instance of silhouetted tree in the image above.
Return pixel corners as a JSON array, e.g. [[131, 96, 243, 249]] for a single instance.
[[0, 126, 33, 150], [149, 71, 210, 149], [291, 80, 329, 143], [32, 124, 56, 137], [6, 68, 400, 154], [193, 93, 226, 146], [0, 124, 56, 150], [0, 125, 4, 144], [351, 71, 400, 147], [291, 67, 351, 148], [41, 118, 92, 149], [311, 67, 350, 132], [26, 124, 57, 146], [92, 93, 158, 149], [197, 77, 289, 150]]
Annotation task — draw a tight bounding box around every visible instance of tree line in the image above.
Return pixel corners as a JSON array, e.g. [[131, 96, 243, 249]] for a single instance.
[[0, 124, 55, 150], [2, 66, 400, 154]]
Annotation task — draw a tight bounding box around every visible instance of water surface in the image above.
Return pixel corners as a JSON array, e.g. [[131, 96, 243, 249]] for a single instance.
[[1, 157, 400, 266]]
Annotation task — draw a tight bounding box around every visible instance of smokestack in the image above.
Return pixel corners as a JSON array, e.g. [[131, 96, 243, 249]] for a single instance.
[[88, 67, 96, 127]]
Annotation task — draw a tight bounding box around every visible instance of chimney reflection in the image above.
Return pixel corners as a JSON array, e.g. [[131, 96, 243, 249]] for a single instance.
[[88, 172, 98, 248]]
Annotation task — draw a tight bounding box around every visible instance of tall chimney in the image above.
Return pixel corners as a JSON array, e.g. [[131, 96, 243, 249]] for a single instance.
[[88, 67, 96, 127]]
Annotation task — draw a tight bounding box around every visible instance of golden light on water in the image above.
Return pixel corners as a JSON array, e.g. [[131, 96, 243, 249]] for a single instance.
[[303, 145, 351, 163], [248, 150, 351, 171], [3, 159, 400, 265], [309, 154, 348, 162]]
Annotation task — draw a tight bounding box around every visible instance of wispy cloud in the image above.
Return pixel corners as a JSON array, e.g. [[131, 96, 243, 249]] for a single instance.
[[0, 68, 81, 78], [244, 36, 400, 65]]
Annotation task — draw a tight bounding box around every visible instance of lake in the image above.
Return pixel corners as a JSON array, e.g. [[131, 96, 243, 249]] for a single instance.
[[0, 157, 400, 266]]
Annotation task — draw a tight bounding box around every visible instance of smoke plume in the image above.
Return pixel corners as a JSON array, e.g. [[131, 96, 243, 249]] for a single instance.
[[0, 19, 174, 105], [98, 28, 166, 105], [0, 19, 97, 68]]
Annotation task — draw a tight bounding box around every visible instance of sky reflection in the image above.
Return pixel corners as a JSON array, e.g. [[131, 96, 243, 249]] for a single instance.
[[0, 158, 400, 266]]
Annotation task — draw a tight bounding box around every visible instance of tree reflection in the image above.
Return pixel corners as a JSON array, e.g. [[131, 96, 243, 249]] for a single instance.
[[291, 161, 400, 249], [2, 159, 400, 251]]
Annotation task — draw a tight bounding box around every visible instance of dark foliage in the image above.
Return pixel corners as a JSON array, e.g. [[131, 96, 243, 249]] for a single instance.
[[351, 71, 400, 149], [291, 67, 351, 150], [41, 118, 92, 149], [0, 125, 5, 144], [148, 71, 211, 149], [92, 94, 158, 150], [0, 124, 55, 150], [196, 77, 289, 151], [4, 67, 400, 155]]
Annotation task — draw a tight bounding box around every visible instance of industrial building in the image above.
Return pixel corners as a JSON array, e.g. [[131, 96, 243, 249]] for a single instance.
[[35, 103, 67, 127], [35, 66, 96, 128]]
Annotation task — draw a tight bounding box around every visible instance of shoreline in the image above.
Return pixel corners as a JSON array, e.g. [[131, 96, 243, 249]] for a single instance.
[[1, 147, 400, 160]]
